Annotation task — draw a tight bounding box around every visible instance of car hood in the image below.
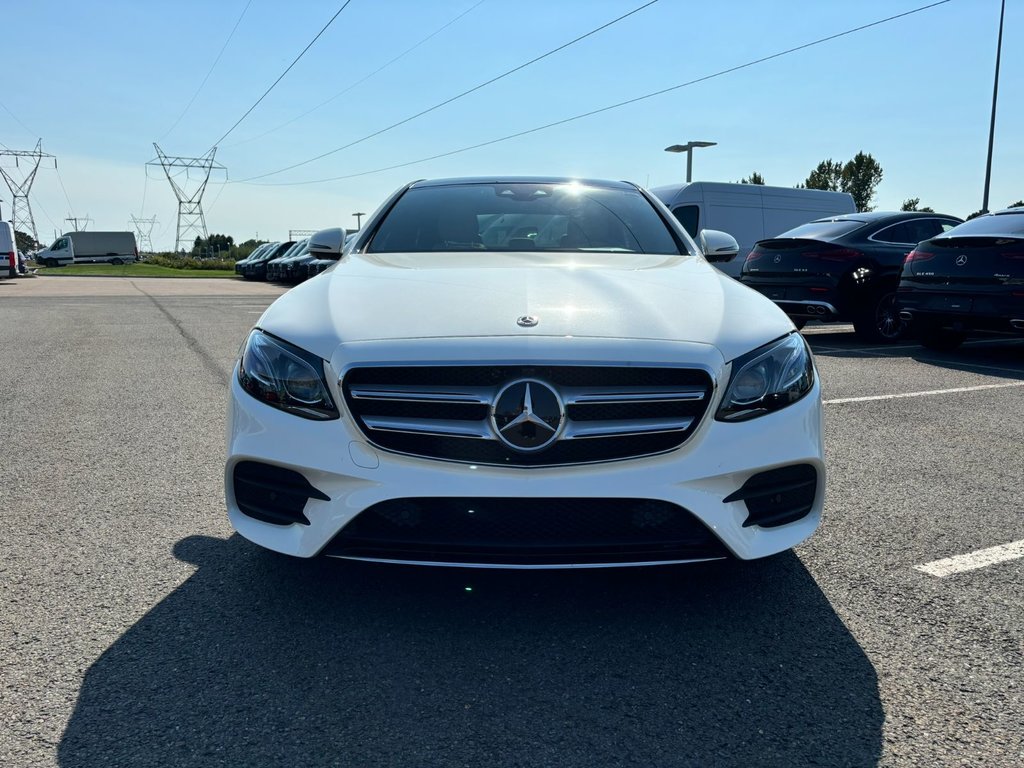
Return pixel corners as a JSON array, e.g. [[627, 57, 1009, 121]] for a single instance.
[[258, 251, 794, 362]]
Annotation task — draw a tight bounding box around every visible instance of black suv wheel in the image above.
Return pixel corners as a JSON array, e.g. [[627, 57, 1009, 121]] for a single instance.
[[853, 291, 908, 343]]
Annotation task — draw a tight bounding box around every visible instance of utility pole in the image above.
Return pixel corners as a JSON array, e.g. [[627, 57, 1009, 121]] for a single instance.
[[147, 144, 226, 251], [352, 211, 366, 230], [0, 140, 56, 244], [65, 214, 93, 231], [129, 214, 158, 253], [982, 0, 1005, 214]]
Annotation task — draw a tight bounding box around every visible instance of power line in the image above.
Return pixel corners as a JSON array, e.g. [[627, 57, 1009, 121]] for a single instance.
[[235, 0, 661, 182], [159, 0, 254, 141], [0, 97, 36, 139], [55, 165, 76, 217], [210, 1, 353, 148], [226, 0, 489, 149], [247, 0, 953, 188]]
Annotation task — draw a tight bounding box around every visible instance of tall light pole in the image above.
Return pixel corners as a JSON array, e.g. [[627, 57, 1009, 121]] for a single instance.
[[352, 211, 366, 230], [982, 0, 1005, 214], [665, 141, 717, 183]]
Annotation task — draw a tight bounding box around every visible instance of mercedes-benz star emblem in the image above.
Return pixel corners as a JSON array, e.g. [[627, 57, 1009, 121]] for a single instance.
[[955, 254, 968, 266], [491, 379, 564, 452], [774, 254, 782, 264], [517, 315, 539, 327]]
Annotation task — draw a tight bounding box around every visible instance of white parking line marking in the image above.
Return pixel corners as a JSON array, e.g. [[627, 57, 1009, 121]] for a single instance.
[[915, 540, 1024, 577], [823, 381, 1024, 405]]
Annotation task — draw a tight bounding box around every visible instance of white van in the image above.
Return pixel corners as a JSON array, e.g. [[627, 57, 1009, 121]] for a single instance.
[[0, 221, 17, 279], [35, 231, 138, 267], [650, 182, 857, 277]]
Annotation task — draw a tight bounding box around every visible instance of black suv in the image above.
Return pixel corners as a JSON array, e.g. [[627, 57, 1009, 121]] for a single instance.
[[740, 212, 961, 341], [898, 208, 1024, 349]]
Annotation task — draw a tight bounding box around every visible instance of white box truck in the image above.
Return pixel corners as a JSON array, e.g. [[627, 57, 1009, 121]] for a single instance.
[[650, 182, 857, 277], [35, 231, 138, 267]]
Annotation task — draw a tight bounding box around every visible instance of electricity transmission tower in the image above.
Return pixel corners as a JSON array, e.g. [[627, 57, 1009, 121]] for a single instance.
[[129, 214, 158, 253], [0, 140, 56, 245], [148, 144, 226, 251]]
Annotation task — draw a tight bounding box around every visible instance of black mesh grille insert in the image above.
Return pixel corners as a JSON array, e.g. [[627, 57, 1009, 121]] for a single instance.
[[342, 365, 714, 466], [724, 464, 818, 528], [322, 497, 729, 565], [233, 461, 329, 526]]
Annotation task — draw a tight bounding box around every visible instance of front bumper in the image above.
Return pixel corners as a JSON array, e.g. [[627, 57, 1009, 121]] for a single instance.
[[225, 350, 825, 567]]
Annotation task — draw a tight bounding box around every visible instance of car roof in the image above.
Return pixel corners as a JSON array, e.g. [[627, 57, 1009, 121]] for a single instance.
[[812, 211, 959, 224], [409, 177, 639, 191]]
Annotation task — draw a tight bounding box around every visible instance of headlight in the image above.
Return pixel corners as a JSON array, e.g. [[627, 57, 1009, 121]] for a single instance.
[[238, 330, 339, 420], [716, 333, 815, 422]]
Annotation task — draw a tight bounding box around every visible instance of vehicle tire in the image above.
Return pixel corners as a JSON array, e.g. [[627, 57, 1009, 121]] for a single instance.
[[110, 258, 124, 265], [45, 258, 57, 268], [853, 290, 907, 343], [918, 326, 967, 351]]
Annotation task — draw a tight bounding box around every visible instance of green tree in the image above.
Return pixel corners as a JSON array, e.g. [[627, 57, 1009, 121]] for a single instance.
[[900, 198, 934, 213], [14, 230, 38, 252], [738, 172, 765, 185], [804, 153, 884, 211], [192, 233, 235, 257], [840, 152, 884, 211], [804, 159, 844, 192], [1009, 200, 1024, 208]]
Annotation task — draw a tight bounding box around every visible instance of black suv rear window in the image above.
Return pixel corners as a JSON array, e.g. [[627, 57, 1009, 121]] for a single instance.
[[939, 212, 1024, 237], [776, 220, 866, 240], [367, 182, 684, 255]]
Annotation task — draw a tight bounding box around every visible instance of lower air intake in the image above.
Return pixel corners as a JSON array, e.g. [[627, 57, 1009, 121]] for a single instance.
[[724, 464, 818, 528], [233, 461, 329, 526], [322, 497, 729, 565]]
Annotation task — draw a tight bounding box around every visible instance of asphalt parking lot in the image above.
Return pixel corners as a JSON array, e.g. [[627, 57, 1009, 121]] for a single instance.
[[1, 277, 1021, 767]]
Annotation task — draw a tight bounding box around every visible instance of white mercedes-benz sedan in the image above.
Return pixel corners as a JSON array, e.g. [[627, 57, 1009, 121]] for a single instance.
[[226, 177, 824, 568]]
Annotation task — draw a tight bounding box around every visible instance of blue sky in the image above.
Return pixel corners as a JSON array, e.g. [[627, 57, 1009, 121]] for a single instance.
[[1, 0, 1019, 250]]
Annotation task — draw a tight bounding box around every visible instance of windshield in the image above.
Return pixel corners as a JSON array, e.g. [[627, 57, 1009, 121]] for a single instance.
[[776, 219, 867, 241], [367, 182, 684, 255]]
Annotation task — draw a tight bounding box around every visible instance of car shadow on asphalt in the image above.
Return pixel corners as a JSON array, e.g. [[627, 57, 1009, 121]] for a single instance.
[[58, 535, 883, 768], [806, 332, 1024, 381]]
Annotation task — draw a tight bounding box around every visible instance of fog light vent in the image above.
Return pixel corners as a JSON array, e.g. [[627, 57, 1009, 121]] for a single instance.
[[233, 461, 329, 526], [724, 464, 817, 528]]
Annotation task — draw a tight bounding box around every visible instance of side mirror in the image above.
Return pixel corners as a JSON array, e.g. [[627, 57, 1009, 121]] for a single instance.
[[308, 227, 346, 260], [698, 229, 740, 263]]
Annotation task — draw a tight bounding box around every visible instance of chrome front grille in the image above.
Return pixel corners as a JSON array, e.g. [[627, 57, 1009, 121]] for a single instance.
[[342, 366, 714, 466]]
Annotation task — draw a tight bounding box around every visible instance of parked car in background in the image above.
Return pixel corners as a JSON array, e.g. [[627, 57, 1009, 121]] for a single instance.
[[739, 211, 962, 342], [306, 231, 356, 279], [268, 238, 312, 283], [243, 241, 294, 281], [235, 242, 273, 276], [897, 208, 1024, 350], [226, 177, 824, 568], [265, 240, 306, 282], [650, 182, 857, 278]]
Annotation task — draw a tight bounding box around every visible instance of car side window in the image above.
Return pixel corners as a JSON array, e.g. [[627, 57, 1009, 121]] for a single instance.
[[872, 222, 917, 244], [56, 238, 69, 250], [671, 205, 699, 237], [939, 221, 959, 233]]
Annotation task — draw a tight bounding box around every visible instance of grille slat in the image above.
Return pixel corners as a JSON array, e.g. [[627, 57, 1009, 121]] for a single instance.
[[343, 365, 713, 466]]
